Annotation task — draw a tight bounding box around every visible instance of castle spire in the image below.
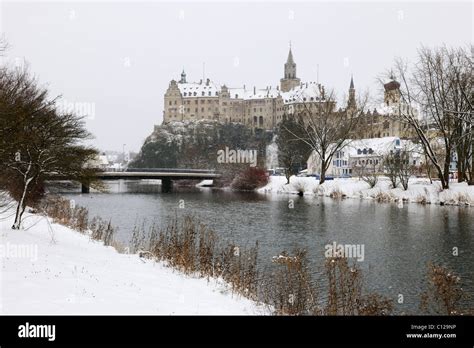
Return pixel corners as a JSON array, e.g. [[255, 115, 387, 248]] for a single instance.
[[348, 75, 356, 109], [180, 69, 186, 83], [280, 44, 301, 92], [287, 44, 294, 65]]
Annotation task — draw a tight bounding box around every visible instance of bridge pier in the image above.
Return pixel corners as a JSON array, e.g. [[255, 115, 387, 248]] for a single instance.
[[161, 178, 173, 193], [81, 182, 90, 194]]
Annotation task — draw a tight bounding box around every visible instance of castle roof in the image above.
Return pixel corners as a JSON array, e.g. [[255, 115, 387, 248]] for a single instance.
[[176, 78, 331, 104], [178, 80, 220, 97], [281, 82, 326, 104]]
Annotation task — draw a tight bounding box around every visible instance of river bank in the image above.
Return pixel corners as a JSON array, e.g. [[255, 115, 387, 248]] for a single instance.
[[0, 202, 264, 315], [258, 176, 474, 206]]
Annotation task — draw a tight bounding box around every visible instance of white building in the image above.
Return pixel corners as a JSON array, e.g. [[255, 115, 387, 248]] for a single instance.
[[307, 137, 423, 177]]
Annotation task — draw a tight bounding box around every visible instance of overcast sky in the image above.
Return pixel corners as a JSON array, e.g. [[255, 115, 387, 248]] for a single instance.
[[1, 1, 472, 152]]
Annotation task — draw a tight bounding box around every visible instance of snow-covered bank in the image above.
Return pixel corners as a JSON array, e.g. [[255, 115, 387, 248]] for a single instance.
[[0, 208, 264, 315], [258, 176, 474, 206]]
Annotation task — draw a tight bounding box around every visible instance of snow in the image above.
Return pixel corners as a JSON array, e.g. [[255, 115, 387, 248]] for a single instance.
[[281, 81, 325, 104], [258, 176, 474, 206], [0, 205, 264, 315], [177, 79, 327, 103], [178, 81, 220, 97]]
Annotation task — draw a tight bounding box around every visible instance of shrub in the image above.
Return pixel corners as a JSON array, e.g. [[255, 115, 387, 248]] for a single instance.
[[325, 257, 393, 315], [420, 263, 467, 315], [231, 167, 269, 191], [264, 250, 319, 315]]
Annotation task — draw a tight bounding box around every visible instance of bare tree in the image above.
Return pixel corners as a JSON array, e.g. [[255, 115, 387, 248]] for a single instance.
[[389, 45, 472, 189], [383, 152, 400, 189], [383, 144, 417, 190], [276, 118, 312, 184], [0, 67, 98, 229], [284, 84, 368, 184]]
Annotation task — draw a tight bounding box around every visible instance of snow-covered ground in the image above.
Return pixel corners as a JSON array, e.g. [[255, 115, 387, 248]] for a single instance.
[[258, 176, 474, 206], [0, 206, 264, 315]]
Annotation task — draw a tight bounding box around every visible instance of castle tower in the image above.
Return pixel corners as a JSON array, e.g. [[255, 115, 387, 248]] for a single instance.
[[280, 46, 301, 92], [163, 79, 183, 123], [383, 73, 401, 106], [179, 69, 187, 84], [347, 75, 356, 110]]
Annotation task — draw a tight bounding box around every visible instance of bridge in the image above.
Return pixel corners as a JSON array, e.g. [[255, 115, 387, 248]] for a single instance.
[[49, 168, 221, 193]]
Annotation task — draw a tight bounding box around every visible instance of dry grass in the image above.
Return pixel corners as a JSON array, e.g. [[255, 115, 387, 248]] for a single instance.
[[37, 195, 115, 246], [131, 215, 259, 299], [373, 191, 395, 203], [420, 263, 470, 315], [329, 189, 346, 199], [325, 257, 393, 315], [263, 250, 320, 315]]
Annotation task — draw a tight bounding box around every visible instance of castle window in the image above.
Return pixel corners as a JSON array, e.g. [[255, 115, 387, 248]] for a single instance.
[[194, 92, 197, 96], [184, 92, 187, 96], [202, 92, 205, 96], [209, 92, 211, 96], [169, 101, 172, 105]]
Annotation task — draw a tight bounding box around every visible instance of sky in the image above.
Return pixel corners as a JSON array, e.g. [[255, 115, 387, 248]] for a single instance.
[[0, 1, 472, 152]]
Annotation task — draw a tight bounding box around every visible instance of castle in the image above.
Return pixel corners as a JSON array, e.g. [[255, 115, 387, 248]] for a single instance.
[[162, 47, 414, 139]]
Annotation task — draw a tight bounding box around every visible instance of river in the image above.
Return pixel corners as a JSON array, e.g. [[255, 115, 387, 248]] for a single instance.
[[62, 180, 474, 314]]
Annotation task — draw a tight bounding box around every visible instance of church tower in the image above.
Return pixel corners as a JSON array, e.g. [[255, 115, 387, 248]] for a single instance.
[[347, 75, 356, 110], [280, 45, 301, 92]]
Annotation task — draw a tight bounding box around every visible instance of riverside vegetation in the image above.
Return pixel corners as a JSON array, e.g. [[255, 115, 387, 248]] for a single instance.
[[35, 195, 471, 316]]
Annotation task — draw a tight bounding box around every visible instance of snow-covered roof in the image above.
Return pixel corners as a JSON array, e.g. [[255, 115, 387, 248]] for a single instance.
[[177, 79, 331, 104], [228, 87, 281, 100], [345, 137, 401, 157], [178, 81, 220, 97], [281, 82, 326, 104]]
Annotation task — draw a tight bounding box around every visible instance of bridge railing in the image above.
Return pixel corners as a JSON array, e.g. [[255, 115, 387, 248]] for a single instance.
[[125, 168, 218, 174]]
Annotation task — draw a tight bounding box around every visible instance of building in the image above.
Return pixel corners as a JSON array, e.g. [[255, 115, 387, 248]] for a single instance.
[[306, 137, 423, 177], [162, 47, 414, 139], [163, 47, 332, 130], [351, 75, 418, 139]]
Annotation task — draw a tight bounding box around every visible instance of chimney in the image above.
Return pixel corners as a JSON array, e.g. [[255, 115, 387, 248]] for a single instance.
[[200, 79, 203, 84], [206, 78, 210, 86], [243, 84, 246, 91], [253, 86, 256, 95]]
